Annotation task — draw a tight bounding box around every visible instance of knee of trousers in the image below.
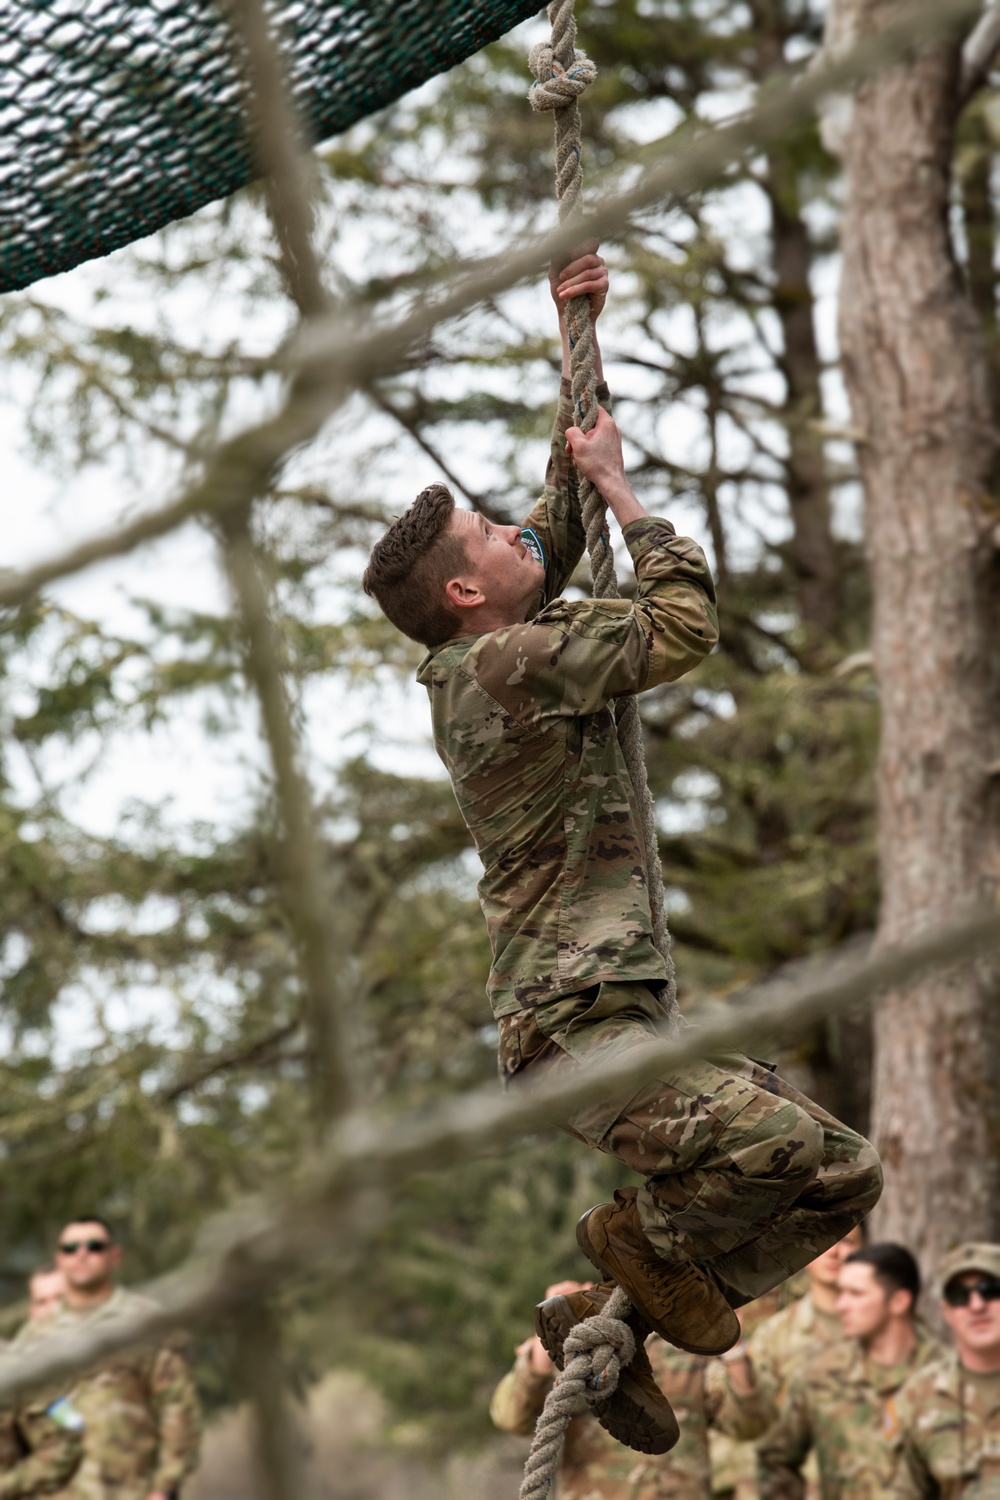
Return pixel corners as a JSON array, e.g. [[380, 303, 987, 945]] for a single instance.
[[725, 1099, 825, 1188]]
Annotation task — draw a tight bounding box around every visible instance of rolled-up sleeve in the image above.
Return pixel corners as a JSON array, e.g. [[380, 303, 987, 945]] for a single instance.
[[150, 1345, 202, 1494]]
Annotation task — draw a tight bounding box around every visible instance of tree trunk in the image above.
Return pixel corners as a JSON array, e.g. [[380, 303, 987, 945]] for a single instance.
[[838, 14, 1000, 1275], [752, 5, 841, 641], [765, 150, 841, 640], [958, 99, 1000, 453]]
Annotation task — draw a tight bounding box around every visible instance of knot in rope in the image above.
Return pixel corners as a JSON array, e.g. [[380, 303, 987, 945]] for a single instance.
[[527, 42, 597, 112], [564, 1308, 635, 1394], [518, 1286, 636, 1500]]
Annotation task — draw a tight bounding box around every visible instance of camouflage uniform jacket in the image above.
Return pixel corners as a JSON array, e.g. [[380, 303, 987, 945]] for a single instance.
[[889, 1352, 1000, 1498], [708, 1285, 812, 1498], [749, 1295, 845, 1409], [490, 1336, 770, 1499], [711, 1292, 845, 1500], [0, 1387, 84, 1499], [15, 1289, 201, 1499], [415, 379, 719, 1018], [757, 1326, 941, 1500]]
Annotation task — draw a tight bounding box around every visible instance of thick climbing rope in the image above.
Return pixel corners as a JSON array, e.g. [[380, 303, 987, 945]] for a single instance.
[[517, 9, 679, 1493], [518, 1284, 634, 1500], [528, 0, 679, 1025]]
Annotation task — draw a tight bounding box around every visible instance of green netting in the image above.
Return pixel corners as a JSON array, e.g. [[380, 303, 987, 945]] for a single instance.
[[0, 0, 540, 295]]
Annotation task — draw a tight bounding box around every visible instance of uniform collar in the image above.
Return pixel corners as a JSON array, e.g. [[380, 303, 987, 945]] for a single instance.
[[57, 1285, 127, 1327], [801, 1293, 841, 1338], [843, 1323, 935, 1392], [416, 633, 479, 681]]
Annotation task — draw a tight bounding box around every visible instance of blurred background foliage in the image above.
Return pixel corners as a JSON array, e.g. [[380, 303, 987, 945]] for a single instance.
[[0, 0, 902, 1452]]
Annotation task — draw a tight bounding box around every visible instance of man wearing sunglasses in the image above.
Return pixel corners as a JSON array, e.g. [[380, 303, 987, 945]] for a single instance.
[[890, 1244, 1000, 1497], [757, 1243, 940, 1498], [13, 1216, 201, 1500]]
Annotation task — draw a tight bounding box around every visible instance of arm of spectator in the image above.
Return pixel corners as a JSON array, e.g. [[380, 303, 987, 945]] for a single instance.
[[705, 1347, 777, 1441], [0, 1403, 83, 1499], [756, 1374, 812, 1500], [887, 1391, 939, 1500], [149, 1345, 202, 1496], [489, 1341, 554, 1437], [889, 1435, 938, 1500]]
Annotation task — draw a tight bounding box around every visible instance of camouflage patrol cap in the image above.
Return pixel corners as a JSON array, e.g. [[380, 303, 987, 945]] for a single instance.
[[936, 1243, 1000, 1295]]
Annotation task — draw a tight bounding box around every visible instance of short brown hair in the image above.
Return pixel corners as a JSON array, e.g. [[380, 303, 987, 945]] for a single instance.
[[363, 483, 468, 647]]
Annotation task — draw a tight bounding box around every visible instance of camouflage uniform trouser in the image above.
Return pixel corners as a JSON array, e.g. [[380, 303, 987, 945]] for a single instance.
[[498, 980, 882, 1306]]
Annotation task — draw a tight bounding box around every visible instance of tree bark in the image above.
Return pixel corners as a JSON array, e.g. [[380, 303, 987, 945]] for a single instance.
[[838, 13, 1000, 1273], [958, 98, 1000, 449], [765, 148, 841, 639], [752, 4, 841, 640]]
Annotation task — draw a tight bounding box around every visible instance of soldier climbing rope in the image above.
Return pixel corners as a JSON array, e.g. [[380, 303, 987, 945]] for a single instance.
[[518, 6, 668, 1490]]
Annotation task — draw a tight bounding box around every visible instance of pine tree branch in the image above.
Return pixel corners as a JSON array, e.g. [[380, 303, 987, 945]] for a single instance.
[[227, 0, 329, 318], [219, 514, 356, 1121], [235, 1306, 310, 1500], [158, 1020, 301, 1104], [364, 383, 499, 516]]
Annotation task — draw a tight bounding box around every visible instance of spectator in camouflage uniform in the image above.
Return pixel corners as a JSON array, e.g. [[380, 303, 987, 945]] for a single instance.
[[0, 1369, 84, 1500], [363, 246, 881, 1376], [491, 1280, 770, 1498], [757, 1244, 939, 1500], [709, 1288, 785, 1500], [0, 1266, 80, 1497], [14, 1217, 201, 1500], [711, 1227, 863, 1500], [890, 1243, 1000, 1497]]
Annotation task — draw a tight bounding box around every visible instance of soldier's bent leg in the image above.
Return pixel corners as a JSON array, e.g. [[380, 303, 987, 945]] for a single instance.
[[596, 1055, 828, 1294], [695, 1060, 882, 1303], [498, 982, 880, 1306]]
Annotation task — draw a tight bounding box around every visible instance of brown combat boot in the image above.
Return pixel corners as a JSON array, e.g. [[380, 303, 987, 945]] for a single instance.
[[534, 1285, 680, 1455], [576, 1187, 740, 1356]]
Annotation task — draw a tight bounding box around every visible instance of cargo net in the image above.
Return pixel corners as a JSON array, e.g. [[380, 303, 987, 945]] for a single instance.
[[0, 0, 539, 295]]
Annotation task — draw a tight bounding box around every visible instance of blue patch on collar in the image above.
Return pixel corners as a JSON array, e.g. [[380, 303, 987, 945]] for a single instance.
[[521, 527, 546, 569]]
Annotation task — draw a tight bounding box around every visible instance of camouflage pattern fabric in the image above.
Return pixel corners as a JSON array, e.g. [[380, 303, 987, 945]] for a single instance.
[[0, 1386, 84, 1499], [889, 1353, 1000, 1498], [711, 1290, 846, 1500], [14, 1289, 201, 1499], [416, 381, 719, 1019], [748, 1293, 845, 1408], [491, 1335, 770, 1499], [708, 1284, 790, 1499], [0, 1416, 19, 1475], [757, 1324, 941, 1500], [501, 1005, 881, 1309]]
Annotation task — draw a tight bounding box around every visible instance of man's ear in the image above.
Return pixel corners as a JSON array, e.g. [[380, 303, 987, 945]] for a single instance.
[[445, 576, 486, 611], [888, 1287, 914, 1319]]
